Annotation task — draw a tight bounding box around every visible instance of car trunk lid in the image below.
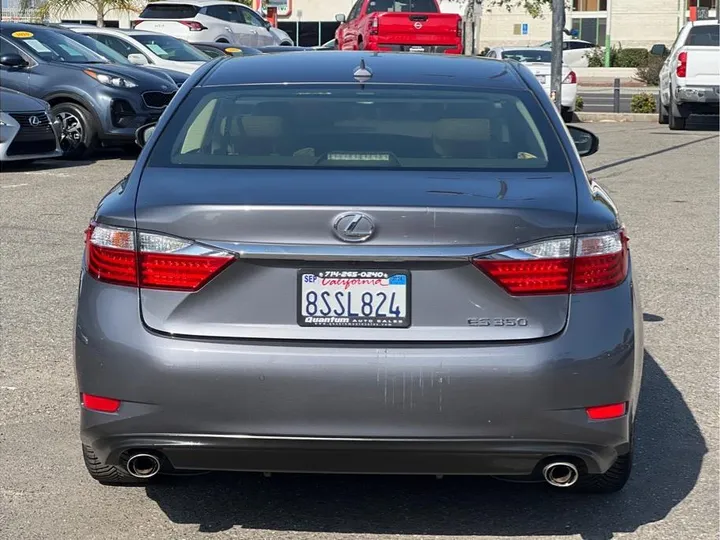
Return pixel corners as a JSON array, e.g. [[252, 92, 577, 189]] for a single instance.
[[134, 169, 577, 342]]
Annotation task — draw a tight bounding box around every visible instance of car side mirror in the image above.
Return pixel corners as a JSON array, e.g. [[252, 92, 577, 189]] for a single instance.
[[128, 53, 149, 66], [567, 126, 599, 157], [0, 53, 28, 68], [335, 13, 346, 22], [135, 123, 157, 148], [649, 44, 668, 57]]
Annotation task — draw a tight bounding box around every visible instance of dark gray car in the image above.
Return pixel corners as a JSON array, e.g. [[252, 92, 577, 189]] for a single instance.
[[0, 23, 179, 158], [75, 52, 643, 493]]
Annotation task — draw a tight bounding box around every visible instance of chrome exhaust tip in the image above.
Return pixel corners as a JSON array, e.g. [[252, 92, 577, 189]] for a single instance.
[[125, 453, 161, 479], [542, 461, 579, 488]]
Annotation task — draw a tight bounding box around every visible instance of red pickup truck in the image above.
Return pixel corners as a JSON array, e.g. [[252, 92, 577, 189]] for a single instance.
[[334, 0, 463, 54]]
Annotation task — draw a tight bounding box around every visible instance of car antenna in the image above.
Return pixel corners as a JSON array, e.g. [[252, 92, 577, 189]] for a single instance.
[[353, 59, 373, 86]]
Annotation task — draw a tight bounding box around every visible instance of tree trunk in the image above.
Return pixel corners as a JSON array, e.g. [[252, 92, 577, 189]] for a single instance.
[[96, 1, 105, 27]]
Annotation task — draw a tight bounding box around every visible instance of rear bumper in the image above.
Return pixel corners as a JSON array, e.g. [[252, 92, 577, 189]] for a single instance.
[[675, 85, 720, 104], [75, 268, 643, 476]]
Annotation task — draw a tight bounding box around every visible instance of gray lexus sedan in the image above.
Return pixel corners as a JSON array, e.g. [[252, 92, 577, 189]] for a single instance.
[[75, 52, 643, 493]]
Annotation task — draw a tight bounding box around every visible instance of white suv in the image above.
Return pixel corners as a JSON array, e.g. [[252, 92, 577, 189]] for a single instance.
[[134, 0, 283, 47]]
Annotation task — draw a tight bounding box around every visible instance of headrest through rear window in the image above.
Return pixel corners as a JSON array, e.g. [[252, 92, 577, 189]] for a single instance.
[[241, 115, 283, 138], [433, 118, 491, 142]]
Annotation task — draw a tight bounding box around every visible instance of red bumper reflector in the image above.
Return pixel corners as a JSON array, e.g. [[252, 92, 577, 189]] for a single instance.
[[586, 402, 626, 420], [82, 394, 121, 413]]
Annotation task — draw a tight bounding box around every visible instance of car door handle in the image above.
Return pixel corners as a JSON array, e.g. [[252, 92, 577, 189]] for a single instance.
[[225, 26, 231, 31]]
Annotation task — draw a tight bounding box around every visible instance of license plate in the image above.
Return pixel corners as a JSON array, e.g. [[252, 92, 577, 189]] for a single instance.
[[409, 46, 426, 53], [536, 75, 546, 84], [298, 270, 410, 328]]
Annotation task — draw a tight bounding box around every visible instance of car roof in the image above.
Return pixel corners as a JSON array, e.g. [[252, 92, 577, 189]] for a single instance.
[[689, 19, 719, 27], [202, 51, 526, 89]]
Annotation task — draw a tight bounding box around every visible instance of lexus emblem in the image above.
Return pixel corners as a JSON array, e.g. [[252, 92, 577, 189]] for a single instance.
[[414, 21, 423, 29], [332, 212, 375, 243], [28, 115, 41, 127]]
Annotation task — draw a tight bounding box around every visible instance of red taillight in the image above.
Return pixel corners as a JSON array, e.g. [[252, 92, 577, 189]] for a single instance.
[[85, 223, 233, 292], [131, 19, 141, 29], [473, 230, 628, 296], [563, 71, 577, 84], [180, 20, 207, 31], [586, 402, 626, 420], [676, 51, 687, 77], [456, 18, 462, 37], [370, 17, 379, 35], [82, 393, 121, 413]]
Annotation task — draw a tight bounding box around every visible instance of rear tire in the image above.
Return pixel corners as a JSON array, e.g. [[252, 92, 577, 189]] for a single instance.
[[658, 93, 669, 124], [668, 92, 687, 131], [82, 444, 147, 486], [573, 450, 633, 494], [561, 108, 574, 123], [51, 102, 97, 159]]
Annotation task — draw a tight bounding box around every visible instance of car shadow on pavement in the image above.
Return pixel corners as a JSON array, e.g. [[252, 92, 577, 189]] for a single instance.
[[145, 351, 707, 540]]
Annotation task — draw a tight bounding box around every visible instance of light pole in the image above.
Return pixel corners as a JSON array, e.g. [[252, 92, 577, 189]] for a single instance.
[[604, 0, 612, 67], [550, 0, 564, 111]]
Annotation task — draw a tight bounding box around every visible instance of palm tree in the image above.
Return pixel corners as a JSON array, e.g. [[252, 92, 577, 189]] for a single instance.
[[20, 0, 141, 27]]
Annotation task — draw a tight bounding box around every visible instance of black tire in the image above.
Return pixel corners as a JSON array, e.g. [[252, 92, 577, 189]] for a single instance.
[[358, 39, 365, 50], [573, 450, 633, 494], [216, 38, 229, 43], [122, 143, 141, 156], [668, 92, 686, 131], [561, 108, 574, 123], [82, 444, 147, 485], [658, 93, 669, 124], [51, 102, 98, 159]]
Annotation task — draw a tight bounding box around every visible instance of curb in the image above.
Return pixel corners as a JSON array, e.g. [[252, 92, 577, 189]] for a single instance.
[[575, 112, 657, 122]]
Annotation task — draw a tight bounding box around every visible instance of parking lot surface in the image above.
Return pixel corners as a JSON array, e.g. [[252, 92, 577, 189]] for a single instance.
[[1, 122, 718, 540]]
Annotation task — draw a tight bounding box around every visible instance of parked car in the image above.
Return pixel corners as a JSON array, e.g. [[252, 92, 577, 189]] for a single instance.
[[315, 39, 336, 50], [254, 7, 295, 46], [50, 25, 190, 86], [655, 19, 719, 130], [76, 51, 642, 494], [538, 38, 598, 68], [0, 23, 179, 158], [69, 26, 210, 75], [134, 0, 282, 47], [0, 88, 61, 164], [335, 0, 463, 54], [191, 41, 262, 57], [485, 47, 578, 122]]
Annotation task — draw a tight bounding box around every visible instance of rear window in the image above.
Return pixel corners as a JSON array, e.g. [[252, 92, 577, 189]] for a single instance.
[[685, 24, 719, 47], [139, 3, 200, 19], [502, 49, 552, 63], [366, 0, 439, 14], [133, 34, 209, 61], [147, 85, 569, 172]]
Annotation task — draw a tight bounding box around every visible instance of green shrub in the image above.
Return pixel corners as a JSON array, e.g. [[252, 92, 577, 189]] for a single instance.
[[630, 93, 657, 113], [635, 55, 664, 86], [587, 46, 619, 67], [616, 48, 649, 68], [575, 96, 584, 111]]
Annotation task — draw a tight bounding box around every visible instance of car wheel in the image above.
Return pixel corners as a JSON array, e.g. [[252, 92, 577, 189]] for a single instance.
[[216, 38, 229, 43], [82, 444, 148, 485], [668, 92, 686, 131], [122, 143, 141, 156], [658, 93, 669, 124], [561, 107, 574, 123], [51, 102, 97, 159]]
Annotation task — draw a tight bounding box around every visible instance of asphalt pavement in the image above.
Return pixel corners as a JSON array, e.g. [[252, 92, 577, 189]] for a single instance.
[[1, 122, 718, 540]]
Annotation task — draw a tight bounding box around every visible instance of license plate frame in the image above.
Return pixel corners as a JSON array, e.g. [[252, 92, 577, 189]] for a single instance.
[[297, 269, 411, 328]]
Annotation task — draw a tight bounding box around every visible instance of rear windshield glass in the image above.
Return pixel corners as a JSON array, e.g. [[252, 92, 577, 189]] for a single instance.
[[146, 85, 569, 172], [366, 0, 440, 13], [686, 24, 719, 46], [133, 34, 209, 61], [139, 4, 200, 19], [503, 49, 552, 63]]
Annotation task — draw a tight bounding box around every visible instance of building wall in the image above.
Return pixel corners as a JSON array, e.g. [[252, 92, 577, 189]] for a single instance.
[[610, 0, 683, 47]]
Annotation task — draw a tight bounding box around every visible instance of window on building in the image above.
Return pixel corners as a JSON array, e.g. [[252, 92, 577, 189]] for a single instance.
[[687, 0, 717, 7], [571, 17, 606, 46], [573, 0, 607, 11]]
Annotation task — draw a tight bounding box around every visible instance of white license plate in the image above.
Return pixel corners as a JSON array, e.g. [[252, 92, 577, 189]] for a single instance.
[[536, 75, 546, 84], [409, 46, 426, 52], [298, 270, 410, 328]]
